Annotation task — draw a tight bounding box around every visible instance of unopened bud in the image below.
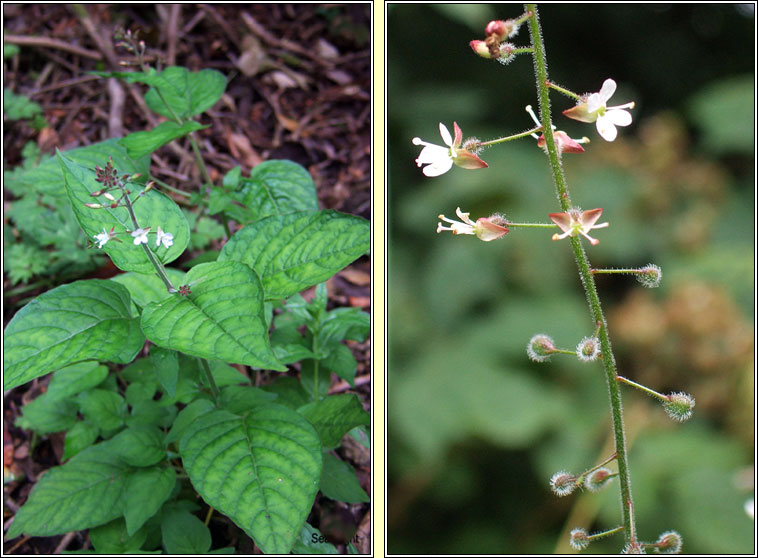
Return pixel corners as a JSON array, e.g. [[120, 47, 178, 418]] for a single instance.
[[576, 336, 601, 362], [662, 392, 695, 422], [103, 192, 116, 201], [485, 19, 518, 41], [569, 528, 590, 550], [655, 530, 682, 554], [144, 181, 154, 192], [84, 202, 103, 209], [469, 39, 491, 59], [584, 467, 614, 492], [636, 263, 662, 288], [549, 471, 578, 497], [527, 334, 556, 362], [90, 189, 104, 197]]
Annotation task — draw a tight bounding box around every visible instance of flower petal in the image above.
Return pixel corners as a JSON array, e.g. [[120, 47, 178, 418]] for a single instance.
[[421, 157, 454, 177], [596, 116, 618, 142], [598, 79, 617, 103], [439, 123, 453, 148], [606, 108, 633, 127]]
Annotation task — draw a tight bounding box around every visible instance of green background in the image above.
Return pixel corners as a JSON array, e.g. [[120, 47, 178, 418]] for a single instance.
[[388, 4, 754, 554]]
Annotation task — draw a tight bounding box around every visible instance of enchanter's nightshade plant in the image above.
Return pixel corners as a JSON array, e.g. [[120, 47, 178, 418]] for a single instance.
[[4, 27, 370, 555], [417, 4, 693, 553]]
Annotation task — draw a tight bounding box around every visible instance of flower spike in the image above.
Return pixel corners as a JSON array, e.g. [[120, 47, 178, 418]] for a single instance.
[[412, 122, 488, 177], [563, 78, 635, 142]]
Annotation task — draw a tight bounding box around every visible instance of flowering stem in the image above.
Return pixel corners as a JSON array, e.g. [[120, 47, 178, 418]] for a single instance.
[[121, 192, 176, 293], [526, 4, 637, 547], [587, 525, 625, 542], [503, 221, 555, 229], [546, 80, 581, 101], [591, 267, 644, 275], [616, 375, 667, 402], [479, 126, 543, 147]]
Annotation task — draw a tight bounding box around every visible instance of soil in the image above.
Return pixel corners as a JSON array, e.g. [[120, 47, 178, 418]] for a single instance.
[[3, 4, 371, 554]]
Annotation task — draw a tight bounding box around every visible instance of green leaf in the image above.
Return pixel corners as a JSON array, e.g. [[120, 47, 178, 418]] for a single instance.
[[3, 279, 144, 390], [234, 160, 319, 222], [219, 210, 369, 300], [58, 151, 190, 273], [76, 389, 127, 432], [291, 522, 340, 554], [123, 466, 176, 536], [15, 393, 78, 434], [165, 399, 215, 446], [47, 362, 109, 401], [141, 261, 285, 371], [263, 376, 311, 410], [3, 88, 43, 120], [109, 425, 166, 467], [179, 405, 323, 554], [120, 120, 207, 160], [143, 66, 227, 119], [6, 439, 132, 538], [318, 307, 370, 345], [320, 343, 357, 385], [298, 394, 370, 450], [110, 269, 186, 307], [27, 138, 150, 197], [151, 346, 179, 398], [218, 385, 278, 414], [320, 452, 369, 503], [161, 509, 212, 554], [63, 420, 100, 460], [90, 518, 148, 554]]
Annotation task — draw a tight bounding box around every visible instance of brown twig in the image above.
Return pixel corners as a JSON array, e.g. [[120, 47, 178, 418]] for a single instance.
[[3, 34, 103, 60]]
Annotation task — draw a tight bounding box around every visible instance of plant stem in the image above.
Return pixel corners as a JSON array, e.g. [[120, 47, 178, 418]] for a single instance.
[[479, 126, 542, 147], [526, 3, 637, 547], [199, 358, 220, 402]]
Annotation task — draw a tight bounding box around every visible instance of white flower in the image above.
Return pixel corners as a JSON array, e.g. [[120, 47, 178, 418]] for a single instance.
[[155, 226, 174, 249], [563, 79, 635, 142], [412, 122, 488, 177], [94, 228, 111, 249], [131, 227, 150, 245]]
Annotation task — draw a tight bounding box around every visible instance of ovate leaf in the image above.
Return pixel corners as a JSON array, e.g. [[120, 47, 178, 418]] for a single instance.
[[219, 210, 369, 300], [123, 466, 176, 536], [143, 66, 227, 119], [4, 279, 144, 390], [6, 439, 132, 538], [140, 261, 285, 371], [235, 160, 319, 222], [298, 394, 370, 450], [120, 120, 208, 160], [58, 150, 190, 273], [180, 406, 322, 554]]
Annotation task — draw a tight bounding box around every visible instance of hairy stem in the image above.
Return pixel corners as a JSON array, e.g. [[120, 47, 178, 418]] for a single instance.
[[526, 3, 637, 547]]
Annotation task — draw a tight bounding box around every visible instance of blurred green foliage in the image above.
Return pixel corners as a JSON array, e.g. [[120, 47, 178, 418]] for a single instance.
[[388, 4, 754, 554]]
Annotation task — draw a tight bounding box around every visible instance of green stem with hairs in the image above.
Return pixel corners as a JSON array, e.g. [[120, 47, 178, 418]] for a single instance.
[[526, 3, 637, 548]]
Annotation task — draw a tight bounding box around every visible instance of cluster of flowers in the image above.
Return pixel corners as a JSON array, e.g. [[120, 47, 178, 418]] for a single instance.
[[413, 17, 635, 248], [86, 157, 174, 252]]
